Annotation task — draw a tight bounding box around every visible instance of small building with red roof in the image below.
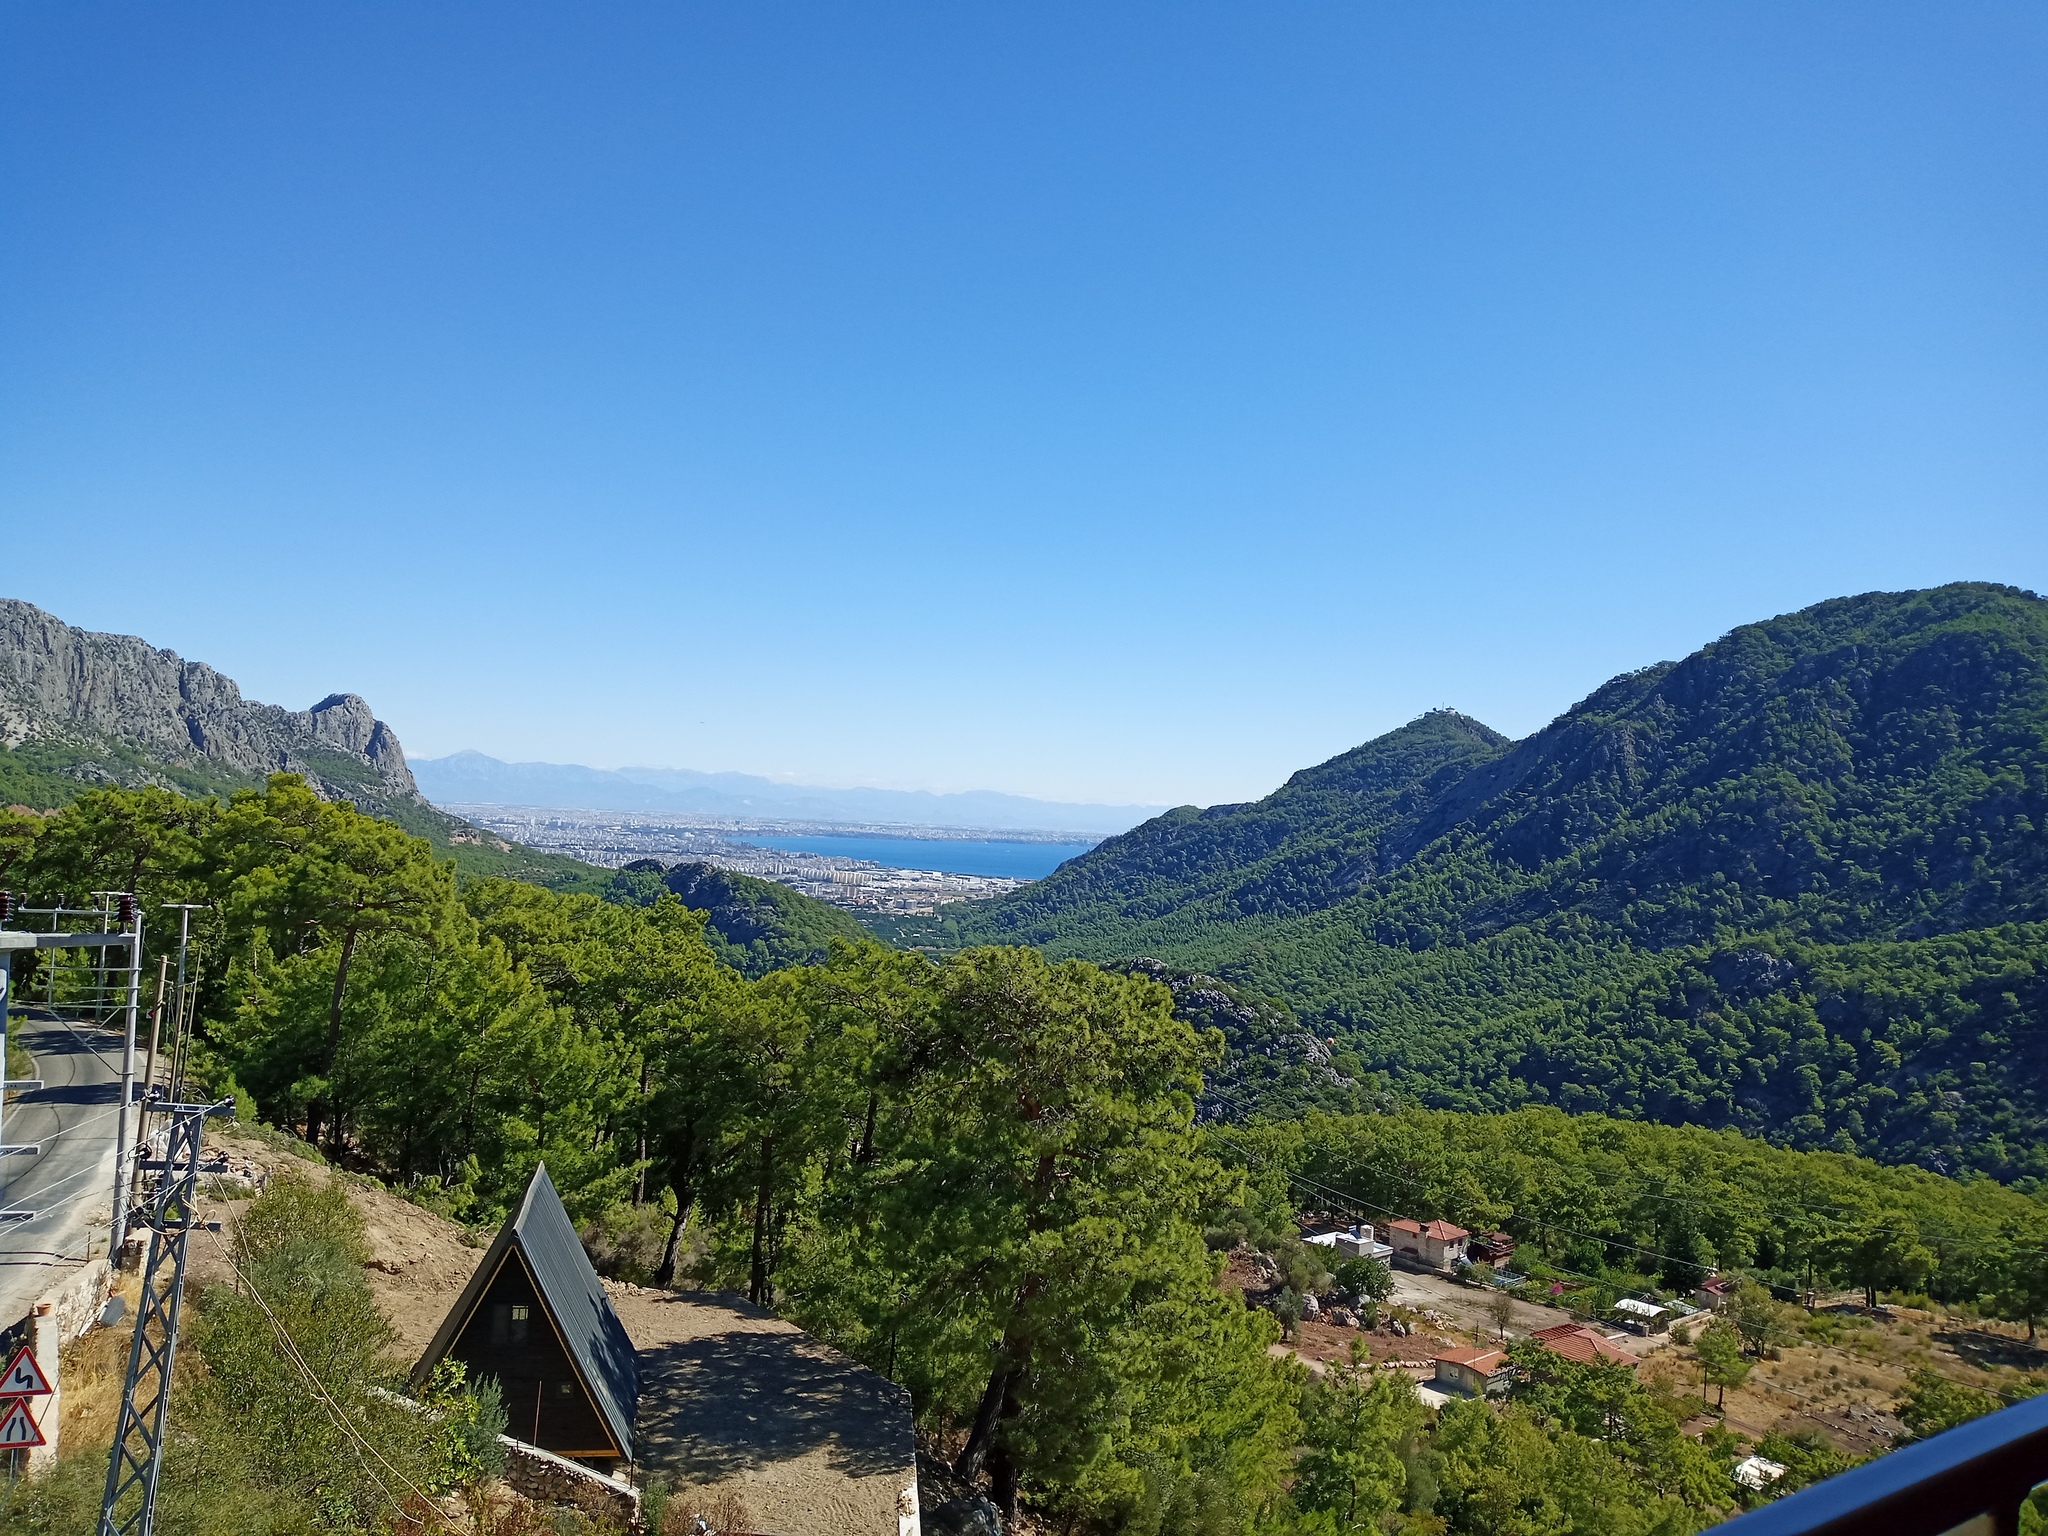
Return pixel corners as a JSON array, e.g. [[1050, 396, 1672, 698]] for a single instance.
[[1388, 1218, 1470, 1272], [1529, 1323, 1639, 1370], [1693, 1275, 1737, 1310], [1469, 1231, 1518, 1265], [1432, 1345, 1513, 1397]]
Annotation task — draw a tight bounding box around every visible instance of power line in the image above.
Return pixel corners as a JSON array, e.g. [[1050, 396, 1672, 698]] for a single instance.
[[203, 1228, 457, 1531]]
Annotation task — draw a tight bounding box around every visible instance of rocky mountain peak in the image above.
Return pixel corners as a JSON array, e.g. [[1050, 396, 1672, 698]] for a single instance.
[[0, 597, 419, 809]]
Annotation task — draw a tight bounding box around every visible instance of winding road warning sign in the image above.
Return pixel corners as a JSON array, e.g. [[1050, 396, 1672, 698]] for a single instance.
[[0, 1345, 50, 1397], [0, 1398, 43, 1448]]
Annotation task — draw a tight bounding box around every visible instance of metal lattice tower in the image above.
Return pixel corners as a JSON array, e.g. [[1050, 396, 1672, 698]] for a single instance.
[[96, 1094, 233, 1536]]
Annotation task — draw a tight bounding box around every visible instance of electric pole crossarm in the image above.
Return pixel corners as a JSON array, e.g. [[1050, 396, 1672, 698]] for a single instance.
[[0, 931, 144, 950]]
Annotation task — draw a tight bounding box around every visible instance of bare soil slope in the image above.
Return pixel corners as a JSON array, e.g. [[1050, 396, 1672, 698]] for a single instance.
[[191, 1131, 916, 1536]]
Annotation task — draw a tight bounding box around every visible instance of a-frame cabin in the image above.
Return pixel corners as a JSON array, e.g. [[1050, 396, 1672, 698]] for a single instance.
[[411, 1164, 638, 1463]]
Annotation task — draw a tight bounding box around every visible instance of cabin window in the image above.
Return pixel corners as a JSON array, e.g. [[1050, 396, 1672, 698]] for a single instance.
[[490, 1302, 531, 1345]]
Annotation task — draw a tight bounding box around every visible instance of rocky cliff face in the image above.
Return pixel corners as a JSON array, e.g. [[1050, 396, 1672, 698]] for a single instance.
[[0, 597, 421, 809]]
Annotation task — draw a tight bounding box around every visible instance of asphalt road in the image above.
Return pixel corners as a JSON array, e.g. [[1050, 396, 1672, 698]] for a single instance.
[[0, 1008, 125, 1330]]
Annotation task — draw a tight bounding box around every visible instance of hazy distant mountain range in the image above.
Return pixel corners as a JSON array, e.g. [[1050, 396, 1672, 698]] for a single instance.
[[410, 751, 1165, 836]]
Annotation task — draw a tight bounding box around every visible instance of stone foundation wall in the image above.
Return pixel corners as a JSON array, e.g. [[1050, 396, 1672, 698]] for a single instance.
[[499, 1436, 641, 1527]]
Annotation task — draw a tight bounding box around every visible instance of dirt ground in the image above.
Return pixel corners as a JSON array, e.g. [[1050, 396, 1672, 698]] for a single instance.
[[614, 1285, 915, 1536], [185, 1129, 915, 1535], [1643, 1298, 2047, 1455], [185, 1127, 488, 1363], [1387, 1266, 1660, 1360]]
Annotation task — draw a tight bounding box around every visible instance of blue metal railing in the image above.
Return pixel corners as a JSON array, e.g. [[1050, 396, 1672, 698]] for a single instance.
[[1710, 1388, 2048, 1536]]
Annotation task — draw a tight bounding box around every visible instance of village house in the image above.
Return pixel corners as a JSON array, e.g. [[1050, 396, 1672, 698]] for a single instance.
[[1693, 1274, 1736, 1310], [1432, 1345, 1513, 1397], [1468, 1231, 1517, 1266], [1528, 1322, 1639, 1370], [1388, 1218, 1470, 1272]]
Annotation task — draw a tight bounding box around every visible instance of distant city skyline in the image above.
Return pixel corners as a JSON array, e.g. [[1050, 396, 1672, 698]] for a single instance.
[[4, 4, 2042, 805]]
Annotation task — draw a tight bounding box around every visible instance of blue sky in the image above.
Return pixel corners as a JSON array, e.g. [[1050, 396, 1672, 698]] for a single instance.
[[3, 4, 2042, 807]]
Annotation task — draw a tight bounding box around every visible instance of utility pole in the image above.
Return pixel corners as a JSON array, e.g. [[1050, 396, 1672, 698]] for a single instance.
[[97, 1093, 233, 1536], [0, 894, 47, 1223], [110, 896, 143, 1259], [159, 908, 204, 1114], [91, 892, 127, 1025], [166, 964, 202, 1113], [134, 957, 171, 1188]]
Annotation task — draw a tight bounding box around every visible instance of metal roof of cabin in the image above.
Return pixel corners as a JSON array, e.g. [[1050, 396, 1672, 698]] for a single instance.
[[412, 1164, 639, 1459]]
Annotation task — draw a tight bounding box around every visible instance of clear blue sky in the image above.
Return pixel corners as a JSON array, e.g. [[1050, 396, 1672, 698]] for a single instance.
[[3, 4, 2042, 807]]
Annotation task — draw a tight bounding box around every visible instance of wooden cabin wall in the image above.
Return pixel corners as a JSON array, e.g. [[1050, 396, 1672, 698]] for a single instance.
[[446, 1249, 620, 1459]]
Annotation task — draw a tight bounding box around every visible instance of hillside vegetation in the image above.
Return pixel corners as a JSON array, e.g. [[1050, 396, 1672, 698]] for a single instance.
[[2, 776, 2043, 1534], [931, 584, 2048, 1182], [1219, 1106, 2046, 1329], [599, 857, 874, 977], [1, 734, 600, 889]]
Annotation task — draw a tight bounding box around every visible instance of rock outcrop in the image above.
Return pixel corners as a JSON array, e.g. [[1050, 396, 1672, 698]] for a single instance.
[[0, 597, 421, 809], [1113, 957, 1369, 1122]]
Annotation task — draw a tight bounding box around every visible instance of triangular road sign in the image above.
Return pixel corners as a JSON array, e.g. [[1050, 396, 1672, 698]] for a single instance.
[[0, 1398, 44, 1448], [0, 1344, 51, 1397]]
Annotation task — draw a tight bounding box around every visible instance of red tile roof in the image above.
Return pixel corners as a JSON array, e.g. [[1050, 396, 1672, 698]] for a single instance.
[[1434, 1346, 1508, 1371], [1391, 1218, 1469, 1241], [1530, 1323, 1638, 1369]]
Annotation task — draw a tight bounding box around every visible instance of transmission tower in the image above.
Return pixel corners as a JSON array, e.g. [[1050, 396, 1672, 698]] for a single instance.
[[96, 1093, 233, 1536]]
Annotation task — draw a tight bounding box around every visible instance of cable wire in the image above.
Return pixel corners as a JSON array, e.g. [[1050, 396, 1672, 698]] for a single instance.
[[202, 1228, 456, 1531]]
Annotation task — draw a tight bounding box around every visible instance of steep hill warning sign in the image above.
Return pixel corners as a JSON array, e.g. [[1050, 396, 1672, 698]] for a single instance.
[[0, 1399, 44, 1448], [0, 1345, 51, 1397]]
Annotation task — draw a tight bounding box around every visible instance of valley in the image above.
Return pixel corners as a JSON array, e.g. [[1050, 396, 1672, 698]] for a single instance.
[[1, 581, 2043, 1536]]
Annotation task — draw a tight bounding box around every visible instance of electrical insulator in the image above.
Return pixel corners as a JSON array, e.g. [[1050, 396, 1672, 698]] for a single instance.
[[118, 892, 136, 927]]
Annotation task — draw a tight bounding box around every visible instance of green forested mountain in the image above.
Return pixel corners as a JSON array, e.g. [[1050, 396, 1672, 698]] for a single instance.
[[0, 732, 607, 887], [602, 858, 874, 976], [933, 583, 2048, 1182], [6, 775, 2044, 1535]]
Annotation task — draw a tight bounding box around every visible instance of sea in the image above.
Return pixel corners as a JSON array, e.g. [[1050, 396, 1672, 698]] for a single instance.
[[736, 834, 1098, 880]]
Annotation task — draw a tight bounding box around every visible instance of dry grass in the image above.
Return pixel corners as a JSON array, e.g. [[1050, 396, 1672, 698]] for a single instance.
[[661, 1485, 754, 1535], [56, 1275, 144, 1452], [1642, 1302, 2046, 1455]]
